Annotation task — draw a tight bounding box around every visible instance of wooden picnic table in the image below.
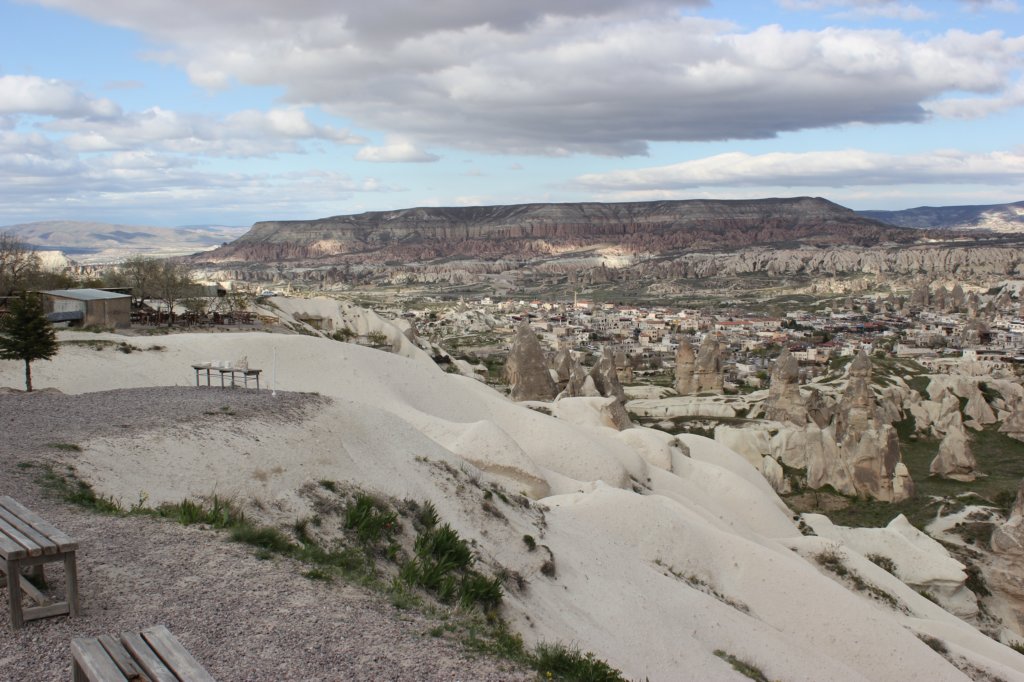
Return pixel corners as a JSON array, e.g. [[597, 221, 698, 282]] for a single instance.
[[192, 364, 262, 391]]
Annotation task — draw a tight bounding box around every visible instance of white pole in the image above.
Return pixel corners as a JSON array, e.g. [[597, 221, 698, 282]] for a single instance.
[[272, 346, 277, 397]]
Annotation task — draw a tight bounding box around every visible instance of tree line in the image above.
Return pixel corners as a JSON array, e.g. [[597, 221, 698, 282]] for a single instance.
[[1, 231, 197, 314]]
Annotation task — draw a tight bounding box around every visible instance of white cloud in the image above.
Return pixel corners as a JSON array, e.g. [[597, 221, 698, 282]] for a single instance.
[[961, 0, 1020, 13], [574, 149, 1024, 190], [22, 3, 1024, 155], [0, 132, 400, 223], [39, 103, 364, 157], [780, 1, 934, 20], [0, 75, 120, 119], [355, 141, 439, 163], [926, 78, 1024, 118]]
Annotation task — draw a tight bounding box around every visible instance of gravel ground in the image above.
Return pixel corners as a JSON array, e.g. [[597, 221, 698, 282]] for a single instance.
[[0, 387, 532, 681]]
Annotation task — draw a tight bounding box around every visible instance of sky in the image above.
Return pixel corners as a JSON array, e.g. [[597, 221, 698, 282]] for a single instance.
[[1, 0, 1023, 227]]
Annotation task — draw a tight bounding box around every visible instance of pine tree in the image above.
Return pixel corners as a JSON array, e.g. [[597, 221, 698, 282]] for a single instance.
[[0, 295, 59, 392]]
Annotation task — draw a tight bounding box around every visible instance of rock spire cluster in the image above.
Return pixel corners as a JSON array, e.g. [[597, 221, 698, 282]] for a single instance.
[[675, 336, 725, 395], [764, 348, 806, 426], [674, 340, 696, 395], [505, 322, 557, 402]]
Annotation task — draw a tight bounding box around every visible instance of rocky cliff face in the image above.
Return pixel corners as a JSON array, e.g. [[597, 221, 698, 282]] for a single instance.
[[198, 197, 909, 265], [191, 198, 1024, 287]]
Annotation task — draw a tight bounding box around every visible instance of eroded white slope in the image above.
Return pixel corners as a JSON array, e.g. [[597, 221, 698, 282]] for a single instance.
[[3, 331, 1024, 681]]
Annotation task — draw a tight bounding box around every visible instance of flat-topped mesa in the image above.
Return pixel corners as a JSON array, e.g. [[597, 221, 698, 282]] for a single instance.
[[505, 322, 557, 402], [764, 348, 806, 426], [198, 197, 911, 265]]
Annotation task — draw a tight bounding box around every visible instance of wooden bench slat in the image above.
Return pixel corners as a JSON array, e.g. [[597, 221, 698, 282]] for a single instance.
[[0, 515, 42, 557], [141, 625, 216, 682], [0, 496, 78, 551], [73, 638, 131, 682], [0, 506, 58, 554], [0, 529, 24, 559], [121, 632, 179, 682], [99, 634, 149, 681]]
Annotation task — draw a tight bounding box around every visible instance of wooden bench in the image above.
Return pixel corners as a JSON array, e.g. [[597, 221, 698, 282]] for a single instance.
[[72, 624, 216, 681], [0, 495, 80, 629]]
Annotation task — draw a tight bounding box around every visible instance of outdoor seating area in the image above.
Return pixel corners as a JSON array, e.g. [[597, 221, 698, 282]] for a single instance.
[[0, 495, 80, 629], [192, 358, 262, 391], [2, 497, 219, 678]]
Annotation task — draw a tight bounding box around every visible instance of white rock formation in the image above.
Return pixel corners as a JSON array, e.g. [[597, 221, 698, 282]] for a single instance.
[[992, 481, 1024, 556], [674, 339, 696, 396], [964, 385, 997, 425], [505, 322, 558, 402], [764, 349, 807, 426], [8, 327, 1024, 681], [589, 347, 627, 403], [553, 395, 632, 432], [929, 421, 978, 482], [999, 399, 1024, 443], [692, 336, 725, 394], [762, 455, 789, 494], [804, 514, 979, 619], [821, 351, 914, 502]]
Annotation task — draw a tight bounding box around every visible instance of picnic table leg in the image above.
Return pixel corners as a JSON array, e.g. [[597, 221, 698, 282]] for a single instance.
[[27, 562, 45, 588], [6, 557, 24, 628], [64, 551, 80, 617]]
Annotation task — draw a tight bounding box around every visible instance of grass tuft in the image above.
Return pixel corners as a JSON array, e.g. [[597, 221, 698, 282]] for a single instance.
[[713, 649, 771, 682], [344, 494, 399, 546], [917, 634, 948, 655], [866, 553, 897, 574], [415, 523, 473, 570], [533, 642, 629, 682], [46, 442, 82, 452]]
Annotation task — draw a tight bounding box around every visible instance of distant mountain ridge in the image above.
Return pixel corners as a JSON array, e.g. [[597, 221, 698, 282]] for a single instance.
[[858, 201, 1024, 232], [2, 220, 248, 263], [201, 197, 913, 265]]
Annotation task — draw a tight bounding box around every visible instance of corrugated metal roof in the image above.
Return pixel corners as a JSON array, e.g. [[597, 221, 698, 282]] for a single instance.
[[42, 289, 131, 301], [46, 311, 85, 322]]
